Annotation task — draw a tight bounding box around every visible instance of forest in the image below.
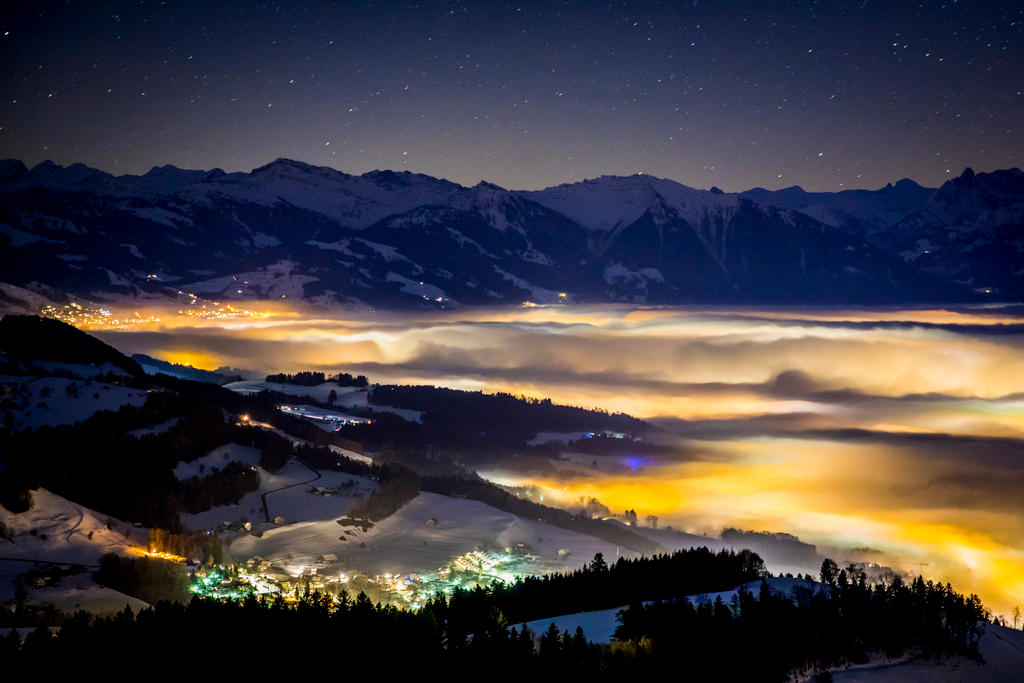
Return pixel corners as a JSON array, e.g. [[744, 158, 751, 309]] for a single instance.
[[368, 384, 645, 444]]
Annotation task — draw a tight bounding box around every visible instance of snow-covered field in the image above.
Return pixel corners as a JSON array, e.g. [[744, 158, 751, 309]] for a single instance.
[[517, 576, 821, 643], [277, 404, 371, 431], [224, 380, 424, 422], [225, 379, 357, 402], [181, 459, 375, 531], [20, 574, 148, 617], [0, 375, 149, 431], [228, 491, 637, 578], [517, 604, 624, 641], [0, 489, 146, 565], [0, 489, 150, 616]]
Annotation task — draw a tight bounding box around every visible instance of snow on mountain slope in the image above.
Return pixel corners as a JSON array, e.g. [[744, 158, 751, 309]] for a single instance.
[[740, 178, 934, 236], [0, 159, 462, 230], [181, 161, 463, 229], [521, 174, 738, 233], [181, 261, 317, 300], [880, 168, 1024, 242], [874, 168, 1024, 296], [0, 158, 999, 306]]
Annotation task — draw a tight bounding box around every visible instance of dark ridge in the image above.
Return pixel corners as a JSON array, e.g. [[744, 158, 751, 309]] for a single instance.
[[0, 314, 144, 377]]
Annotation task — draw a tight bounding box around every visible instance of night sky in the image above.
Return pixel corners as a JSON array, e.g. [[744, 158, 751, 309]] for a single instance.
[[1, 1, 1021, 191]]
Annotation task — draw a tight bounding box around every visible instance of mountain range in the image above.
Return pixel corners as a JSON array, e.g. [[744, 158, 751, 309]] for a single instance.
[[1, 158, 1021, 309]]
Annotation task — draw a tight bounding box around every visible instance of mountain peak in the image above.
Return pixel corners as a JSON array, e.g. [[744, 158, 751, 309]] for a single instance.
[[144, 164, 186, 177], [30, 160, 60, 174], [252, 157, 316, 174], [473, 180, 506, 192], [0, 159, 28, 182]]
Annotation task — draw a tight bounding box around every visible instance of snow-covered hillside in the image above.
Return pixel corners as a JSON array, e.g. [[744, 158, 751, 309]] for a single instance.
[[516, 576, 822, 643], [224, 380, 424, 422], [0, 375, 148, 431], [229, 492, 637, 578]]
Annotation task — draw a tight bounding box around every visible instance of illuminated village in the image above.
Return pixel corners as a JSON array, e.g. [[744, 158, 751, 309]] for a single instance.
[[183, 547, 537, 610], [37, 289, 271, 331]]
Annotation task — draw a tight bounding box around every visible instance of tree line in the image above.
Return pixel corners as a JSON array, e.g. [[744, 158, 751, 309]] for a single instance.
[[264, 370, 368, 387], [0, 551, 992, 680], [612, 560, 988, 680], [0, 393, 274, 528]]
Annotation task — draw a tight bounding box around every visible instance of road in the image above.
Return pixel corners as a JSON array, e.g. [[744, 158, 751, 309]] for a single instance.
[[257, 457, 322, 524]]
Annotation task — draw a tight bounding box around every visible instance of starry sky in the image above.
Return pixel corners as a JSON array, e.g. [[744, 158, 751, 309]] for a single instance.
[[1, 1, 1021, 191]]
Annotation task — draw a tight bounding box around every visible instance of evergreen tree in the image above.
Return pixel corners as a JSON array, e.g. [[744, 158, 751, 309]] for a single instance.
[[820, 558, 839, 586]]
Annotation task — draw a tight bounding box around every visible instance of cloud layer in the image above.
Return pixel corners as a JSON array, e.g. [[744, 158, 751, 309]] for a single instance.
[[97, 302, 1024, 614]]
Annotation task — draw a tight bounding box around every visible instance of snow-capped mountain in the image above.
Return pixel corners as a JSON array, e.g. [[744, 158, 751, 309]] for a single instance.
[[0, 158, 1014, 310], [519, 173, 738, 233], [872, 168, 1024, 296], [739, 178, 933, 238]]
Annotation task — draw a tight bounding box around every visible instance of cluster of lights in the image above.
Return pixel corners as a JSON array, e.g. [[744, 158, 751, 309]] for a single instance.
[[184, 547, 536, 610], [144, 549, 186, 562], [350, 548, 532, 609], [174, 290, 270, 320], [37, 289, 270, 331], [40, 302, 162, 330], [126, 546, 187, 562]]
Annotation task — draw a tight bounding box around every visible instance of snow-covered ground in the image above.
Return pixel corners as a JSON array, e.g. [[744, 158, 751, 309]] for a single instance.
[[516, 576, 821, 643], [223, 380, 424, 423], [0, 489, 146, 566], [19, 574, 148, 617], [277, 404, 371, 431], [180, 460, 375, 531], [516, 576, 1024, 681], [338, 389, 424, 423], [527, 431, 591, 446], [614, 523, 727, 554], [0, 375, 149, 431], [516, 604, 624, 641], [228, 491, 637, 578], [608, 522, 821, 579], [832, 625, 1024, 682], [329, 445, 373, 465], [224, 379, 351, 402], [126, 416, 180, 437], [173, 443, 262, 480], [0, 489, 150, 616]]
